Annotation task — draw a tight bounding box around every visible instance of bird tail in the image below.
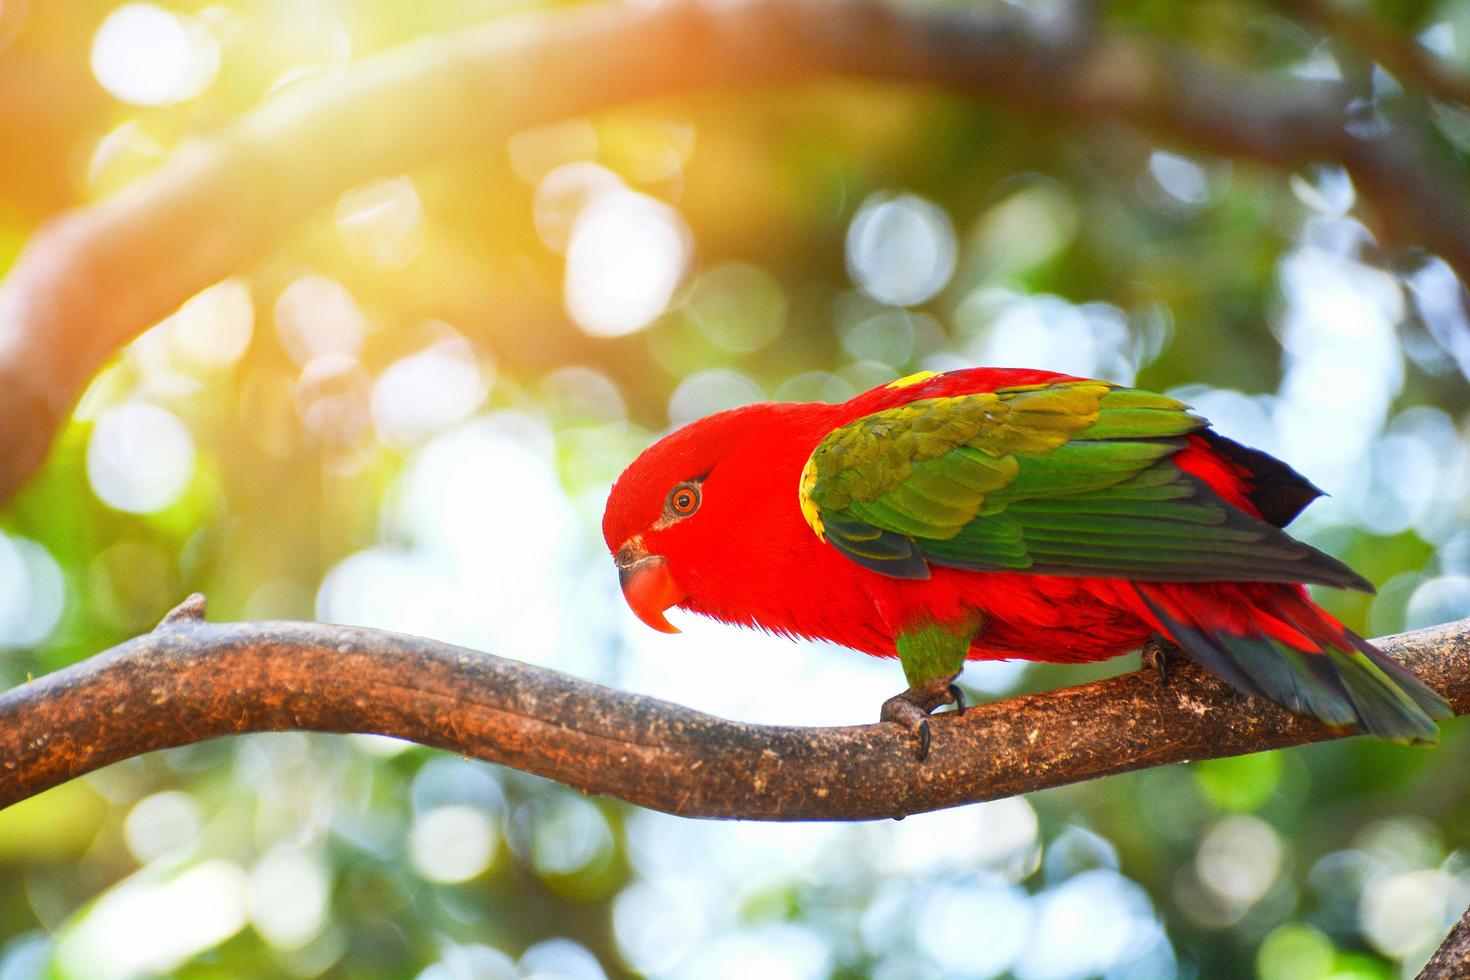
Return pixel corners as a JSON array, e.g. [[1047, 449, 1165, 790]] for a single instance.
[[1133, 582, 1451, 744]]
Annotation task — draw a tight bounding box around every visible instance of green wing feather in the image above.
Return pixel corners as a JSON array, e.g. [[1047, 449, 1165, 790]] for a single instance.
[[800, 380, 1370, 590]]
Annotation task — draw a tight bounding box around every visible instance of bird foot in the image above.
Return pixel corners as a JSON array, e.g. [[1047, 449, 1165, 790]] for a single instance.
[[881, 683, 965, 761], [1143, 636, 1187, 686]]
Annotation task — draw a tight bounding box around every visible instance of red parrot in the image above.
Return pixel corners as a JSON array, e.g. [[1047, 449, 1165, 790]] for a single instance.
[[602, 368, 1449, 757]]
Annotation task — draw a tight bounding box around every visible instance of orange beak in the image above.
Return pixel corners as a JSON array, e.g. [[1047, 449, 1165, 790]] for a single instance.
[[616, 547, 687, 634]]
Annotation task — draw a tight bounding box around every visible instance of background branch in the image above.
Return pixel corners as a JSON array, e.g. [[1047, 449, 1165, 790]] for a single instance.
[[1282, 0, 1470, 109], [1, 595, 1465, 821], [3, 0, 1470, 504]]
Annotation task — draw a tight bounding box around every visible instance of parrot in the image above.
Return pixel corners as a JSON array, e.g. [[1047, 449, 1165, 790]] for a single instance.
[[601, 367, 1451, 758]]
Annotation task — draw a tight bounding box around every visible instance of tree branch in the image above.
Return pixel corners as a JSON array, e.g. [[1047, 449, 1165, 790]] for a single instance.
[[4, 0, 1470, 504], [1421, 904, 1470, 979], [1, 595, 1465, 820], [1281, 0, 1470, 110]]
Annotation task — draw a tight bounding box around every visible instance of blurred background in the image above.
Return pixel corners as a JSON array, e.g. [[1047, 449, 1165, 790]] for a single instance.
[[2, 0, 1470, 977]]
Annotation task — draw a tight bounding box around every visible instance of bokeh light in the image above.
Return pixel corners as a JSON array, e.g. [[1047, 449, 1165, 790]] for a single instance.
[[1016, 870, 1169, 979], [613, 881, 708, 975], [273, 274, 368, 367], [526, 796, 614, 879], [410, 805, 498, 883], [846, 192, 957, 307], [335, 177, 425, 268], [510, 119, 600, 185], [0, 532, 65, 649], [123, 791, 203, 865], [666, 369, 764, 427], [164, 279, 255, 371], [371, 333, 488, 447], [87, 120, 169, 197], [1194, 815, 1284, 918], [249, 848, 331, 950], [564, 189, 692, 337], [533, 162, 624, 253], [685, 263, 787, 353], [293, 353, 372, 447], [415, 943, 517, 980], [91, 3, 218, 106], [520, 938, 608, 980], [1406, 575, 1470, 630], [55, 860, 250, 980], [86, 402, 196, 514], [1145, 150, 1217, 210], [956, 290, 1141, 383]]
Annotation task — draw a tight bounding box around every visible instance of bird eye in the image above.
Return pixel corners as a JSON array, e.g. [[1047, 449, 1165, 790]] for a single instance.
[[667, 483, 701, 517]]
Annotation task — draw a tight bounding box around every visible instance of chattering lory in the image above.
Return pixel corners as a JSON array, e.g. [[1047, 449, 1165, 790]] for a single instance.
[[602, 368, 1450, 758]]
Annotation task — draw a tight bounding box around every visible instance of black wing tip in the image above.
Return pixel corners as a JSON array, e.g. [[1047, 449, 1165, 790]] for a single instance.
[[1198, 430, 1325, 529]]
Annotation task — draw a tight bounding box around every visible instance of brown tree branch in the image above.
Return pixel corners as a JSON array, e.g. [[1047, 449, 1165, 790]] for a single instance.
[[1422, 904, 1470, 979], [4, 0, 1470, 504], [1, 595, 1465, 820]]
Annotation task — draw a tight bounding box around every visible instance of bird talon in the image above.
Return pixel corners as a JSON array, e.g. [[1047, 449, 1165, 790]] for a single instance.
[[881, 685, 956, 761], [948, 683, 966, 714], [1143, 636, 1185, 686], [1150, 646, 1168, 685]]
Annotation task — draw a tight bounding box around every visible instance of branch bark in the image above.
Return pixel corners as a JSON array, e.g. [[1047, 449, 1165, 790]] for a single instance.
[[1, 595, 1465, 820], [1421, 904, 1470, 980], [4, 0, 1470, 504]]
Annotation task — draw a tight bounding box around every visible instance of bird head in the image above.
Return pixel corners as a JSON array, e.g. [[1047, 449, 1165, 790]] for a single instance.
[[602, 402, 812, 633]]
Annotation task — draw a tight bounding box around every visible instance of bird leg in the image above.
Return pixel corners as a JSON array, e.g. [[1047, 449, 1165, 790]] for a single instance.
[[886, 619, 978, 761], [880, 680, 963, 762]]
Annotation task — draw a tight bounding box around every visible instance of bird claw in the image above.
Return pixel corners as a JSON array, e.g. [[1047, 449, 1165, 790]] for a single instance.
[[881, 684, 964, 761], [1143, 636, 1186, 686]]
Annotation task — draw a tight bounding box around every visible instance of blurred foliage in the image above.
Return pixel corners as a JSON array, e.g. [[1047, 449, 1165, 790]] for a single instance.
[[2, 0, 1470, 978]]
